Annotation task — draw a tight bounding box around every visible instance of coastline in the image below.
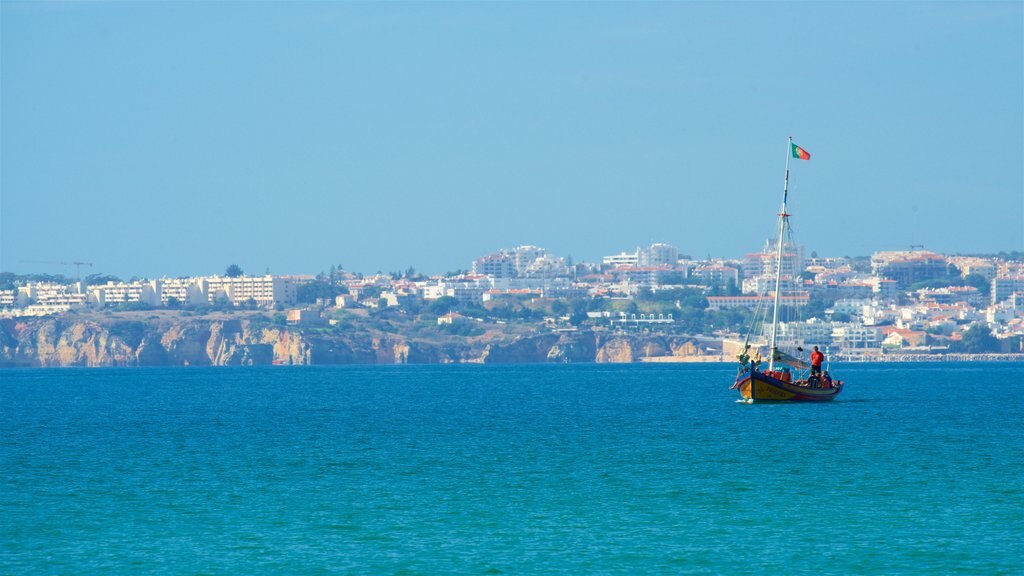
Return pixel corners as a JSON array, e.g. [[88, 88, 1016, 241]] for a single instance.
[[3, 313, 1021, 369], [834, 353, 1024, 363]]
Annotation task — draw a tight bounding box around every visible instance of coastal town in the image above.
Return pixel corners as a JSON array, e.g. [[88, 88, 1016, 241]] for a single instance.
[[3, 242, 1022, 366]]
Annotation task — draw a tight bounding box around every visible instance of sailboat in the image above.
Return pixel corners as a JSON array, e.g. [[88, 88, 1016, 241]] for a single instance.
[[731, 138, 844, 402]]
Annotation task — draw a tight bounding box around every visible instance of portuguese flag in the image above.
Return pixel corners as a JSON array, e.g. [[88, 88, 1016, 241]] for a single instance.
[[791, 142, 811, 160]]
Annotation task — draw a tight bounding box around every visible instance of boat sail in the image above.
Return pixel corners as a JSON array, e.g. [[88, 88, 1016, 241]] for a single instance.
[[731, 138, 844, 402]]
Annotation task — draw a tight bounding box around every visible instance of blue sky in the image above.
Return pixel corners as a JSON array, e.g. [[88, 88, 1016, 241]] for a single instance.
[[2, 1, 1021, 279]]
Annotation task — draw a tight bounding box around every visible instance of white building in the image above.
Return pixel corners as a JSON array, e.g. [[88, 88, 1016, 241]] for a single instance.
[[160, 278, 208, 307], [604, 243, 682, 269], [992, 276, 1024, 304], [743, 246, 800, 282], [523, 255, 569, 279], [88, 280, 162, 307], [707, 293, 809, 310], [199, 275, 305, 307], [639, 243, 679, 267], [742, 276, 800, 295], [831, 298, 873, 318], [691, 264, 740, 287], [603, 251, 639, 268], [0, 289, 20, 307], [510, 246, 548, 276], [18, 283, 87, 308], [774, 318, 834, 348], [472, 253, 516, 278], [948, 256, 997, 281], [831, 323, 883, 351]]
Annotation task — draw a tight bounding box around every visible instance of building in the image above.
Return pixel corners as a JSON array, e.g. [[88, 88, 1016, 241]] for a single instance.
[[604, 243, 682, 269], [812, 280, 876, 301], [917, 286, 984, 307], [522, 255, 569, 279], [773, 318, 834, 349], [870, 251, 950, 288], [743, 276, 800, 295], [639, 243, 679, 267], [17, 283, 87, 309], [831, 323, 883, 351], [691, 264, 739, 287], [471, 246, 555, 279], [707, 293, 809, 310], [1, 283, 87, 316], [992, 276, 1024, 304], [420, 277, 493, 304], [830, 298, 873, 318], [743, 246, 800, 281], [200, 275, 304, 307], [509, 246, 548, 276], [603, 251, 640, 268], [160, 278, 207, 307], [334, 294, 357, 308], [472, 253, 516, 278], [947, 256, 997, 281], [804, 256, 851, 270], [882, 328, 927, 349], [287, 309, 324, 326], [872, 278, 900, 300], [88, 280, 161, 307], [608, 265, 675, 287], [437, 312, 465, 325]]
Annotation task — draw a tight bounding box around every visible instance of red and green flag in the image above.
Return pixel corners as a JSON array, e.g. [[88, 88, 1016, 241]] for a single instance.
[[791, 142, 811, 160]]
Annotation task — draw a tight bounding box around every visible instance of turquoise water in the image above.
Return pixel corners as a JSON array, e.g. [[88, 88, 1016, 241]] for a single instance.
[[2, 363, 1022, 574]]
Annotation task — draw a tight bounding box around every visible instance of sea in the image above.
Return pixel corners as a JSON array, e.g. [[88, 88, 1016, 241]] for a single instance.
[[2, 363, 1022, 575]]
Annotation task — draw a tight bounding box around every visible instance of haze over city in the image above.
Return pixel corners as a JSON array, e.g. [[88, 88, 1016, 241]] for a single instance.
[[2, 2, 1021, 280]]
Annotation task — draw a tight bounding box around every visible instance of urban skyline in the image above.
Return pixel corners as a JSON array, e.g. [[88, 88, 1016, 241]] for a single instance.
[[6, 236, 1024, 282], [4, 242, 1022, 361], [5, 240, 1023, 282]]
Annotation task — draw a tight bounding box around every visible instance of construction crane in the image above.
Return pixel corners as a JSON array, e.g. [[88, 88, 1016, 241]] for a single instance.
[[19, 260, 94, 281], [909, 244, 925, 252]]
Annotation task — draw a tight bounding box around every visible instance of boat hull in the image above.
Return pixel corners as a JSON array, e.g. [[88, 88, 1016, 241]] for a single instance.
[[734, 370, 842, 402]]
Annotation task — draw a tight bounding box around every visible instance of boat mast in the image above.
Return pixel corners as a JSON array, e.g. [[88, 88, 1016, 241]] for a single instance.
[[767, 137, 792, 371]]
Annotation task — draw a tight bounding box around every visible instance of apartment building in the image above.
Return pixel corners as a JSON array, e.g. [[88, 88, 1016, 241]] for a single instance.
[[88, 280, 161, 307], [870, 251, 949, 288], [691, 264, 739, 287], [603, 251, 640, 267], [992, 276, 1024, 304], [707, 293, 809, 310], [831, 323, 883, 351], [947, 256, 997, 281], [603, 243, 682, 269], [472, 253, 516, 278], [773, 318, 834, 349]]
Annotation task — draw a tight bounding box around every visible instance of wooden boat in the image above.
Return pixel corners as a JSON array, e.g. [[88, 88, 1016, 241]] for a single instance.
[[731, 138, 844, 402], [732, 366, 842, 402]]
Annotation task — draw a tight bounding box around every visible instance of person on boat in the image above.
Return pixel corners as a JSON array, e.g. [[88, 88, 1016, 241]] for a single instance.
[[810, 346, 825, 378]]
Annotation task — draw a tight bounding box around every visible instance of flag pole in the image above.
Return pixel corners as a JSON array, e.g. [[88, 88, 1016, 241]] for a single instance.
[[768, 137, 792, 371], [783, 136, 791, 206]]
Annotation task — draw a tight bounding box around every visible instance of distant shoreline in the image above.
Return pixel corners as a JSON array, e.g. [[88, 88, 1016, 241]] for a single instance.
[[3, 312, 1021, 368], [3, 356, 1022, 369], [834, 354, 1024, 363]]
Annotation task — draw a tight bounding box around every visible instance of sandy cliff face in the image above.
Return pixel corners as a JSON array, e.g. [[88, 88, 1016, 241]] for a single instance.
[[0, 317, 710, 368], [1, 319, 134, 367], [1, 318, 301, 367]]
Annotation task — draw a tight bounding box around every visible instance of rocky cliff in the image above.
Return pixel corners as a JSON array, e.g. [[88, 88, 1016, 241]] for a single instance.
[[0, 316, 715, 368]]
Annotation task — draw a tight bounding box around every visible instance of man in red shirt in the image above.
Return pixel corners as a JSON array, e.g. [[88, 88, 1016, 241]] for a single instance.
[[810, 346, 825, 378]]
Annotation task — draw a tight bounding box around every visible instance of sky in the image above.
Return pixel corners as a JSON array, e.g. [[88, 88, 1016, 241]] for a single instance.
[[1, 1, 1022, 279]]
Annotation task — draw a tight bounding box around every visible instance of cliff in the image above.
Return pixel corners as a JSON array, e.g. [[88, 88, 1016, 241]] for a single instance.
[[0, 316, 716, 368]]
